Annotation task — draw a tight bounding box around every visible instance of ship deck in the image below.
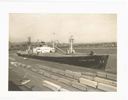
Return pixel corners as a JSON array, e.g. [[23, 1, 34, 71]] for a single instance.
[[20, 52, 108, 57]]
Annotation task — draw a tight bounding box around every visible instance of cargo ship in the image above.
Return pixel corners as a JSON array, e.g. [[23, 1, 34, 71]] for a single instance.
[[17, 36, 109, 70]]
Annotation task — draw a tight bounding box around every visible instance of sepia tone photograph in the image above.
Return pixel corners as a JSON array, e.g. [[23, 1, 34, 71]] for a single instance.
[[9, 13, 117, 91]]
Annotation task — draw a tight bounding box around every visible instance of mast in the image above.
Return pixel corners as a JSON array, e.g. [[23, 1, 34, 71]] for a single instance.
[[52, 32, 55, 49], [69, 35, 75, 54], [27, 36, 33, 54], [28, 36, 31, 50]]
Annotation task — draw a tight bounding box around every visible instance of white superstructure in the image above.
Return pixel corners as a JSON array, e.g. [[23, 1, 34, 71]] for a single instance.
[[33, 45, 55, 54]]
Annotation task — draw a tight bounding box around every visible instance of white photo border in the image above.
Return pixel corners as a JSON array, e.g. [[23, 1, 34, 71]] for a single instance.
[[0, 1, 128, 100]]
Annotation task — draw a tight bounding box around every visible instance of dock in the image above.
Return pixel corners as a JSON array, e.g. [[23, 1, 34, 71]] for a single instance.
[[9, 52, 117, 91]]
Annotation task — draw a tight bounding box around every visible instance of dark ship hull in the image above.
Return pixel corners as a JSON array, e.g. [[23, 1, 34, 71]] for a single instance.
[[17, 53, 109, 70]]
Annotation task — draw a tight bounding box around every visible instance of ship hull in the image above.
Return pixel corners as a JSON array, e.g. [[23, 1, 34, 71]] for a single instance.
[[17, 53, 109, 70]]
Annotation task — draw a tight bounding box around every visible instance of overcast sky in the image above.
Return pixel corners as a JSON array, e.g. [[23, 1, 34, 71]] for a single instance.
[[9, 13, 116, 43]]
